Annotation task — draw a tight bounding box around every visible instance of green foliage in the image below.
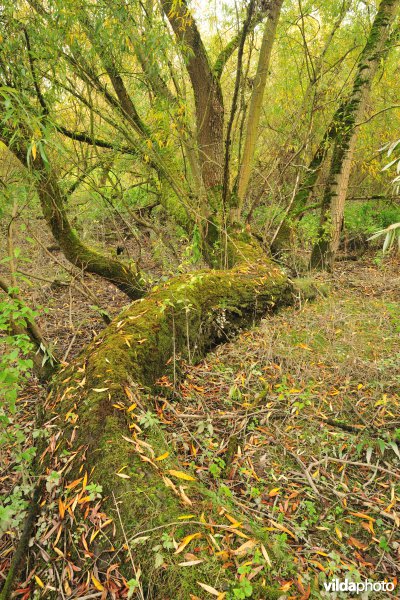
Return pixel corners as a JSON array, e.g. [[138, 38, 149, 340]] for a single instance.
[[138, 410, 160, 429], [345, 201, 400, 234], [230, 568, 253, 599], [0, 291, 38, 535], [0, 291, 36, 410]]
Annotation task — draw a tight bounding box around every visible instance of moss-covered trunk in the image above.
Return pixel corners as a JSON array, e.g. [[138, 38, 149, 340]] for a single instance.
[[36, 245, 292, 598], [35, 163, 145, 299], [310, 0, 399, 270]]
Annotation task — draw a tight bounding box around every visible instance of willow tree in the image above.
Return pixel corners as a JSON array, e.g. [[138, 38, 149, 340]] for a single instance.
[[310, 0, 400, 269], [0, 2, 297, 598], [2, 0, 288, 260]]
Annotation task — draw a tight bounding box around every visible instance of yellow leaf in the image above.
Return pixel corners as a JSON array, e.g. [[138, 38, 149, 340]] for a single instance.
[[31, 141, 37, 161], [268, 519, 296, 540], [349, 511, 375, 522], [179, 486, 193, 506], [53, 546, 65, 558], [90, 529, 100, 543], [280, 581, 293, 592], [175, 532, 202, 554], [168, 469, 196, 481], [127, 403, 137, 413], [116, 473, 131, 479], [232, 539, 256, 556], [224, 513, 242, 527], [335, 526, 343, 540], [178, 514, 195, 520], [227, 528, 250, 539], [34, 575, 44, 588], [91, 574, 104, 591], [77, 496, 91, 504], [310, 560, 326, 572], [100, 518, 113, 529], [268, 487, 281, 497], [93, 388, 109, 393], [155, 451, 169, 461]]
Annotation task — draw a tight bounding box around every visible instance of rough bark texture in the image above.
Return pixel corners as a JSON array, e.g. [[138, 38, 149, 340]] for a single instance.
[[43, 244, 292, 598], [162, 0, 224, 190], [310, 0, 400, 269]]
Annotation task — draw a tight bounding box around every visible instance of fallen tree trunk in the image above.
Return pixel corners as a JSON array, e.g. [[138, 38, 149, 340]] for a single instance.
[[30, 244, 293, 598]]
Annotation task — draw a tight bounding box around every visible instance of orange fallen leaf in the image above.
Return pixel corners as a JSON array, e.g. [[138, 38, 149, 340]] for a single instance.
[[348, 536, 368, 550]]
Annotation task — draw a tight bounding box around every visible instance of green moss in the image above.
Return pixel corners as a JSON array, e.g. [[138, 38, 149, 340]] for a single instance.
[[47, 246, 292, 596]]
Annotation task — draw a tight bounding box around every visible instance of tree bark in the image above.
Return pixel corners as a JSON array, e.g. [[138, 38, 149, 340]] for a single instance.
[[271, 0, 353, 255], [161, 0, 224, 191], [310, 0, 400, 269], [234, 0, 284, 220], [1, 141, 146, 299]]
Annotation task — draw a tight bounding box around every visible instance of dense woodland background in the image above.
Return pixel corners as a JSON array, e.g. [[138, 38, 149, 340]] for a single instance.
[[0, 0, 399, 598]]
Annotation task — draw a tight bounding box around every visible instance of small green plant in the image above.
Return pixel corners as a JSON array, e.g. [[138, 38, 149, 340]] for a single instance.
[[127, 578, 140, 599], [138, 411, 160, 429], [231, 567, 253, 599], [209, 457, 225, 478], [86, 483, 103, 500]]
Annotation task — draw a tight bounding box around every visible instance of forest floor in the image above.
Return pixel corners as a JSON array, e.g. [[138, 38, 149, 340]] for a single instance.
[[154, 255, 400, 597], [1, 252, 399, 598]]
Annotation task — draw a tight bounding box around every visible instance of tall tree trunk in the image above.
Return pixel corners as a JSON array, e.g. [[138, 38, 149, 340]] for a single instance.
[[162, 0, 224, 191], [271, 0, 353, 254], [234, 0, 284, 221], [310, 0, 400, 270]]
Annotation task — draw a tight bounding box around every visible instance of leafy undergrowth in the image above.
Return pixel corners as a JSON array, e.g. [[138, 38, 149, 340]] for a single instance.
[[1, 258, 399, 599]]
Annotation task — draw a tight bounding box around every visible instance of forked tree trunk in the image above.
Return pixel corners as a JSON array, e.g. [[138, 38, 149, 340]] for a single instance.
[[310, 0, 400, 269], [34, 243, 293, 598]]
